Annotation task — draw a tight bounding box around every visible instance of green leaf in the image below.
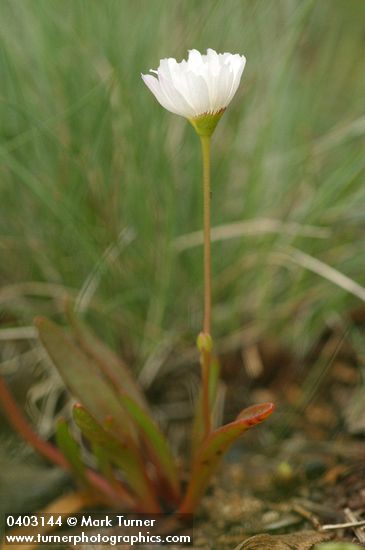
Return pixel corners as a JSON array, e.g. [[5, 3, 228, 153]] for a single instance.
[[92, 444, 113, 482], [91, 443, 127, 498], [35, 317, 137, 443], [73, 404, 160, 512], [68, 312, 148, 411], [55, 418, 87, 485], [120, 394, 180, 503], [180, 402, 275, 513]]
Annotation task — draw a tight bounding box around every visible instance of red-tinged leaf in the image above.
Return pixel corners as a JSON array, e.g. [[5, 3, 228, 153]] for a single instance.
[[35, 317, 137, 443], [191, 356, 220, 455], [180, 402, 275, 514], [55, 419, 87, 486], [120, 394, 180, 503], [73, 404, 160, 513], [68, 313, 148, 411]]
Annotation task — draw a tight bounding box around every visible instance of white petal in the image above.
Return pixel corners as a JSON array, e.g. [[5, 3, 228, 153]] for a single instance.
[[141, 74, 181, 115], [163, 58, 196, 110], [187, 49, 203, 71], [142, 49, 247, 118], [157, 58, 175, 80], [206, 49, 220, 74], [211, 66, 232, 110], [157, 72, 195, 117], [226, 55, 246, 105], [204, 50, 224, 111], [184, 71, 211, 116]]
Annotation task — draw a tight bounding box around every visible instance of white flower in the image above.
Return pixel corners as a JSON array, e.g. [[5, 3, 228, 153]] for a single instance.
[[142, 48, 246, 120]]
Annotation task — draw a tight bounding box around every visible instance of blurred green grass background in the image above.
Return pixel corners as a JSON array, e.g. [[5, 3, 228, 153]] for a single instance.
[[1, 0, 365, 371]]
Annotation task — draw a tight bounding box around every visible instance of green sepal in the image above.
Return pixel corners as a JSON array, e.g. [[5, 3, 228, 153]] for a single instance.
[[196, 332, 213, 353], [188, 110, 225, 137]]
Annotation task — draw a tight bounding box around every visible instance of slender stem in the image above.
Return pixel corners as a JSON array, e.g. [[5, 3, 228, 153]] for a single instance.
[[200, 135, 212, 335], [200, 134, 212, 438]]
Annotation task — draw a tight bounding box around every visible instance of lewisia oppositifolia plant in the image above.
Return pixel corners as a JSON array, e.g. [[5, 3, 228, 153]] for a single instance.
[[0, 49, 274, 517]]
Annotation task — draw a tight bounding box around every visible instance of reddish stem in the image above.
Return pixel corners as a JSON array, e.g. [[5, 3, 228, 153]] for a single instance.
[[200, 135, 212, 336], [200, 134, 212, 439], [0, 377, 67, 468], [0, 376, 137, 510]]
